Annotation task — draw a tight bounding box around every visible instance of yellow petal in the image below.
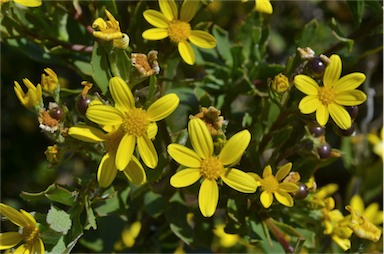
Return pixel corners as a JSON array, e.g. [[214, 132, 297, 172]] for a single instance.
[[68, 125, 106, 143], [333, 73, 366, 93], [19, 209, 37, 226], [0, 232, 23, 250], [255, 0, 273, 14], [350, 195, 365, 213], [14, 0, 42, 7], [109, 77, 134, 111], [279, 182, 299, 192], [143, 10, 170, 28], [275, 162, 292, 181], [142, 28, 169, 40], [299, 96, 321, 114], [98, 153, 117, 187], [14, 243, 30, 254], [92, 17, 107, 30], [315, 104, 329, 126], [198, 179, 219, 217], [219, 130, 251, 166], [188, 118, 213, 159], [262, 165, 272, 178], [323, 54, 342, 87], [260, 191, 273, 208], [221, 168, 257, 193], [294, 75, 319, 95], [364, 204, 383, 225], [116, 134, 136, 170], [0, 203, 27, 227], [178, 40, 195, 65], [188, 30, 217, 49], [124, 156, 146, 185], [34, 238, 45, 254], [334, 90, 366, 106], [147, 93, 180, 121], [167, 144, 202, 168], [332, 235, 351, 251], [248, 172, 262, 181], [159, 0, 178, 21], [137, 135, 158, 169], [180, 0, 200, 22], [147, 122, 158, 139], [170, 168, 201, 188], [328, 103, 351, 130], [275, 190, 294, 207], [86, 105, 123, 126]]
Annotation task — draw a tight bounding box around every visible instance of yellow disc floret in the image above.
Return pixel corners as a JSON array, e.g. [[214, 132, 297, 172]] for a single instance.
[[318, 86, 335, 106], [167, 20, 191, 43], [123, 108, 150, 137], [260, 175, 279, 192], [200, 156, 224, 180]]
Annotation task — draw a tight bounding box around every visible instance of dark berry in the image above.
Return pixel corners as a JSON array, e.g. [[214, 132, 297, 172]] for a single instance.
[[346, 106, 359, 120], [294, 182, 309, 200], [334, 123, 355, 136], [49, 106, 65, 121], [76, 95, 92, 115], [309, 125, 325, 137], [306, 57, 325, 78], [317, 142, 331, 159]]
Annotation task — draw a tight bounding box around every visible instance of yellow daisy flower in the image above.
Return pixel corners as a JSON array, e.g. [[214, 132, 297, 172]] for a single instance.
[[249, 163, 299, 208], [241, 0, 273, 14], [294, 54, 366, 130], [0, 203, 45, 253], [345, 205, 382, 242], [168, 118, 257, 217], [86, 76, 179, 170], [92, 9, 130, 49], [142, 0, 217, 65], [14, 78, 43, 111], [68, 125, 147, 187]]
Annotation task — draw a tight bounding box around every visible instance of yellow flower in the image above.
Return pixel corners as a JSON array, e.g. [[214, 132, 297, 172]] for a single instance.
[[41, 68, 59, 93], [121, 221, 141, 248], [1, 0, 41, 7], [270, 73, 290, 93], [14, 78, 43, 111], [367, 128, 384, 160], [86, 76, 179, 170], [350, 194, 383, 226], [242, 0, 273, 14], [92, 9, 130, 49], [321, 197, 353, 251], [0, 203, 45, 253], [345, 205, 382, 242], [142, 0, 217, 65], [213, 224, 239, 248], [294, 54, 366, 130], [249, 163, 299, 208], [68, 125, 147, 187], [168, 118, 257, 217]]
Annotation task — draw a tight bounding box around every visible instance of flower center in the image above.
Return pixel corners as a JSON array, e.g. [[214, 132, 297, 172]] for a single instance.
[[167, 20, 191, 43], [318, 86, 335, 106], [22, 226, 40, 245], [104, 128, 125, 155], [200, 156, 224, 180], [261, 175, 279, 192], [123, 108, 149, 137]]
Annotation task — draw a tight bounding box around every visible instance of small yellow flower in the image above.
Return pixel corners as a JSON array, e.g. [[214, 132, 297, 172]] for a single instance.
[[249, 163, 299, 208], [142, 0, 217, 65], [41, 68, 59, 93], [44, 144, 60, 163], [345, 205, 382, 242], [92, 10, 129, 49], [270, 73, 290, 93], [168, 118, 257, 217], [294, 54, 367, 130], [0, 203, 45, 253], [213, 224, 239, 248], [85, 76, 179, 170], [121, 221, 141, 248], [367, 128, 384, 160], [241, 0, 273, 14], [14, 78, 43, 111], [1, 0, 41, 7], [68, 125, 148, 187]]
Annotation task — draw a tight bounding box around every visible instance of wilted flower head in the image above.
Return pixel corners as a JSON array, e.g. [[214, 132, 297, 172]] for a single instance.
[[192, 106, 225, 136], [14, 78, 43, 111], [41, 68, 59, 93]]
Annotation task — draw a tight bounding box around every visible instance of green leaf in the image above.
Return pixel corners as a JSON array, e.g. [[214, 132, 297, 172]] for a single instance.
[[84, 197, 97, 230], [91, 41, 111, 94], [166, 202, 193, 245], [46, 206, 72, 235], [346, 0, 365, 27], [143, 191, 167, 218], [20, 184, 77, 206], [330, 18, 354, 52], [212, 25, 233, 66]]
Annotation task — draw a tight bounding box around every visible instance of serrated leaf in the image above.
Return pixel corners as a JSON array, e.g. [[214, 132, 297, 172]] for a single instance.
[[46, 206, 72, 235]]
